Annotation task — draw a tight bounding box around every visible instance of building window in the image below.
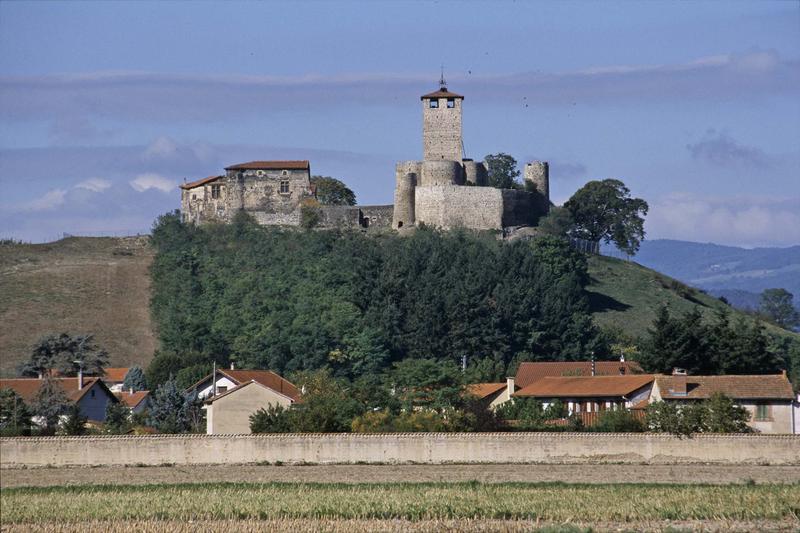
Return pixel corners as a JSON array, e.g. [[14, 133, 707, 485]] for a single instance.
[[91, 389, 95, 398], [447, 98, 455, 108], [211, 184, 221, 199], [755, 403, 770, 421], [217, 386, 227, 393], [280, 180, 290, 194], [282, 169, 289, 176], [429, 99, 438, 108]]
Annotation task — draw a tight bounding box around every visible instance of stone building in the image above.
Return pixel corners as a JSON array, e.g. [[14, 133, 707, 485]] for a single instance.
[[180, 80, 549, 232], [392, 81, 551, 231]]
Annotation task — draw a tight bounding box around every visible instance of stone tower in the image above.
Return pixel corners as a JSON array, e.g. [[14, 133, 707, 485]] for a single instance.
[[421, 76, 464, 162]]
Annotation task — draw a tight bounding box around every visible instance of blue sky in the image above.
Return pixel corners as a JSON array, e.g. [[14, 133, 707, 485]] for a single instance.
[[1, 0, 798, 246]]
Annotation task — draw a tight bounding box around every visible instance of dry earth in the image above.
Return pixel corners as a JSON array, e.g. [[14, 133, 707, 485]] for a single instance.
[[0, 237, 156, 377], [2, 518, 799, 532], [3, 463, 799, 488]]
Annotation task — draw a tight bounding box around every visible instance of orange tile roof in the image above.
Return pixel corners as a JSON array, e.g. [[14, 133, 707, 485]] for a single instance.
[[224, 160, 310, 171], [114, 390, 150, 408], [656, 374, 794, 400], [420, 88, 464, 100], [103, 367, 129, 383], [180, 175, 223, 190], [515, 361, 644, 389], [514, 375, 656, 398], [0, 377, 115, 404], [466, 382, 507, 399]]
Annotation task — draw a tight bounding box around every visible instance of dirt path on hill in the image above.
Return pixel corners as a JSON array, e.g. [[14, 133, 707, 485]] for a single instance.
[[2, 463, 798, 488]]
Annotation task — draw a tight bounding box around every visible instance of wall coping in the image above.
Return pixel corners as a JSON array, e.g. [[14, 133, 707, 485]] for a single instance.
[[3, 432, 799, 443]]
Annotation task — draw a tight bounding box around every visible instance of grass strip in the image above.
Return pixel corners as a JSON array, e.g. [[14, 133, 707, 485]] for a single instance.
[[2, 481, 799, 524]]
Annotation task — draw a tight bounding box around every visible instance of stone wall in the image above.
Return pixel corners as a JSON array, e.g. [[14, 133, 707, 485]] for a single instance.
[[415, 185, 504, 230], [358, 205, 394, 229], [2, 433, 798, 468]]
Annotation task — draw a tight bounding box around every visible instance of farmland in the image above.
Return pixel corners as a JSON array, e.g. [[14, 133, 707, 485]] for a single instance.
[[2, 481, 798, 531]]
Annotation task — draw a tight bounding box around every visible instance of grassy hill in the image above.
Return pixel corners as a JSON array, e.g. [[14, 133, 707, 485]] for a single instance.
[[0, 237, 156, 377], [587, 254, 798, 343], [0, 236, 796, 378]]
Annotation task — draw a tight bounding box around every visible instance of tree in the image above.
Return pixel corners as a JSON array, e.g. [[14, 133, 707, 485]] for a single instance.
[[484, 153, 520, 189], [147, 378, 189, 433], [538, 206, 575, 238], [105, 401, 131, 434], [62, 402, 88, 435], [311, 176, 356, 206], [249, 404, 293, 433], [287, 369, 363, 432], [591, 409, 644, 432], [31, 376, 70, 435], [759, 288, 799, 330], [123, 366, 147, 392], [564, 179, 649, 255], [646, 394, 751, 436], [300, 199, 322, 230], [0, 389, 32, 436], [390, 358, 464, 412], [20, 333, 109, 378], [703, 393, 750, 433]]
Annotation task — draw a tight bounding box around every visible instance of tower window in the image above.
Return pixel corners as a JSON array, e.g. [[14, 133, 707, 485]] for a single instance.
[[429, 99, 438, 108], [447, 98, 455, 108], [279, 180, 290, 194], [211, 184, 221, 199]]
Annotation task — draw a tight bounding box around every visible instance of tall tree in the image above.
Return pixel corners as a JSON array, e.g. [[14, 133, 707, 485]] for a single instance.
[[564, 179, 649, 255], [147, 378, 190, 433], [310, 176, 357, 206], [759, 288, 799, 330], [20, 333, 109, 377], [484, 153, 520, 189], [0, 389, 32, 436], [62, 402, 88, 435], [31, 376, 70, 435], [123, 366, 148, 391]]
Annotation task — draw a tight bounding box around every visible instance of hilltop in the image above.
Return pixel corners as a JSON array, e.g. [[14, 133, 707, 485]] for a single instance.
[[0, 237, 156, 377], [0, 235, 796, 379]]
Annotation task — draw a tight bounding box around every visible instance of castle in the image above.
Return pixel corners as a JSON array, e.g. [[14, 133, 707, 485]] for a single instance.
[[181, 80, 550, 231]]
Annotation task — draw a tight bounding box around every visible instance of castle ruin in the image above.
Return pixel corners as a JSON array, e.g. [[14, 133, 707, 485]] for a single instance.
[[180, 80, 550, 232]]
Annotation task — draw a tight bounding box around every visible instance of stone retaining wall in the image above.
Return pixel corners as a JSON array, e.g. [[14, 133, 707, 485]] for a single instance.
[[2, 433, 798, 468]]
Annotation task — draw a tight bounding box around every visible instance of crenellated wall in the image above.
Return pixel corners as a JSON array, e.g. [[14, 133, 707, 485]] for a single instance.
[[2, 433, 798, 468]]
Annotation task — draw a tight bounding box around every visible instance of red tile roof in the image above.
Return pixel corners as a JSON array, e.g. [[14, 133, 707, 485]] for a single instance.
[[114, 390, 150, 408], [180, 175, 223, 190], [421, 88, 464, 100], [0, 377, 116, 404], [466, 382, 507, 399], [224, 160, 310, 171], [103, 367, 129, 383], [515, 361, 644, 389], [514, 375, 656, 398], [656, 374, 794, 400]]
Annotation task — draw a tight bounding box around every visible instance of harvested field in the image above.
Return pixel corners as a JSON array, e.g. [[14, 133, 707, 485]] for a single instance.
[[2, 463, 799, 488], [3, 518, 800, 533], [2, 482, 798, 525]]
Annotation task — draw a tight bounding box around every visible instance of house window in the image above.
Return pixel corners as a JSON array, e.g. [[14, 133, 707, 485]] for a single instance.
[[429, 99, 438, 108], [280, 180, 290, 194], [755, 403, 770, 421], [211, 184, 221, 199], [447, 98, 455, 108], [217, 386, 227, 393], [91, 389, 95, 398]]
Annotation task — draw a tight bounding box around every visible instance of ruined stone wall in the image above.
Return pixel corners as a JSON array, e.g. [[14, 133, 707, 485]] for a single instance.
[[422, 98, 462, 162], [318, 205, 361, 229], [358, 205, 393, 229], [415, 186, 504, 230], [181, 181, 229, 224], [463, 160, 488, 186], [3, 434, 798, 467]]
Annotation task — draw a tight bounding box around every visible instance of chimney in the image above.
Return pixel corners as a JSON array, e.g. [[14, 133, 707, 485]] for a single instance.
[[230, 362, 235, 370], [129, 386, 134, 396], [671, 368, 687, 396], [619, 353, 626, 375], [591, 356, 596, 377], [506, 376, 515, 402], [77, 367, 83, 390]]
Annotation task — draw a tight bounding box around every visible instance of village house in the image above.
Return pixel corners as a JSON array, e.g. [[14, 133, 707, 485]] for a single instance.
[[514, 360, 644, 390], [513, 374, 656, 415], [466, 377, 517, 409], [113, 390, 151, 414], [0, 376, 118, 422], [650, 370, 796, 434], [187, 367, 301, 434]]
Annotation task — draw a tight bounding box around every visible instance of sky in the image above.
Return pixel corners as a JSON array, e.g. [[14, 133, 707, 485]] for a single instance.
[[0, 0, 798, 246]]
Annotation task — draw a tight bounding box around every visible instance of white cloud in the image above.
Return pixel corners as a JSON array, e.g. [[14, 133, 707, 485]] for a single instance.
[[143, 136, 180, 158], [75, 178, 112, 193], [647, 193, 800, 247], [24, 189, 67, 211], [129, 173, 176, 193]]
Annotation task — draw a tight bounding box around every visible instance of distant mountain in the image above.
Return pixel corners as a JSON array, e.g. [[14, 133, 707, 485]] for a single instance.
[[632, 239, 800, 307]]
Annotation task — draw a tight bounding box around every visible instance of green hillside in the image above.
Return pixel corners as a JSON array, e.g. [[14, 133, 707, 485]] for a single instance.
[[587, 254, 799, 342]]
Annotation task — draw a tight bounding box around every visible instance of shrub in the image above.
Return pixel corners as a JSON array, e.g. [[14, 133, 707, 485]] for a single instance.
[[250, 404, 294, 433], [591, 409, 644, 432]]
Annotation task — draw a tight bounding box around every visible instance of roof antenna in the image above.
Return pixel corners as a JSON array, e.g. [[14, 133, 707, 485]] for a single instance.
[[439, 64, 446, 89]]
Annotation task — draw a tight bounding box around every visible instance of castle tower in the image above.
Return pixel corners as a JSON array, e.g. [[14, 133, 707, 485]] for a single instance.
[[524, 161, 550, 201], [421, 75, 463, 162]]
